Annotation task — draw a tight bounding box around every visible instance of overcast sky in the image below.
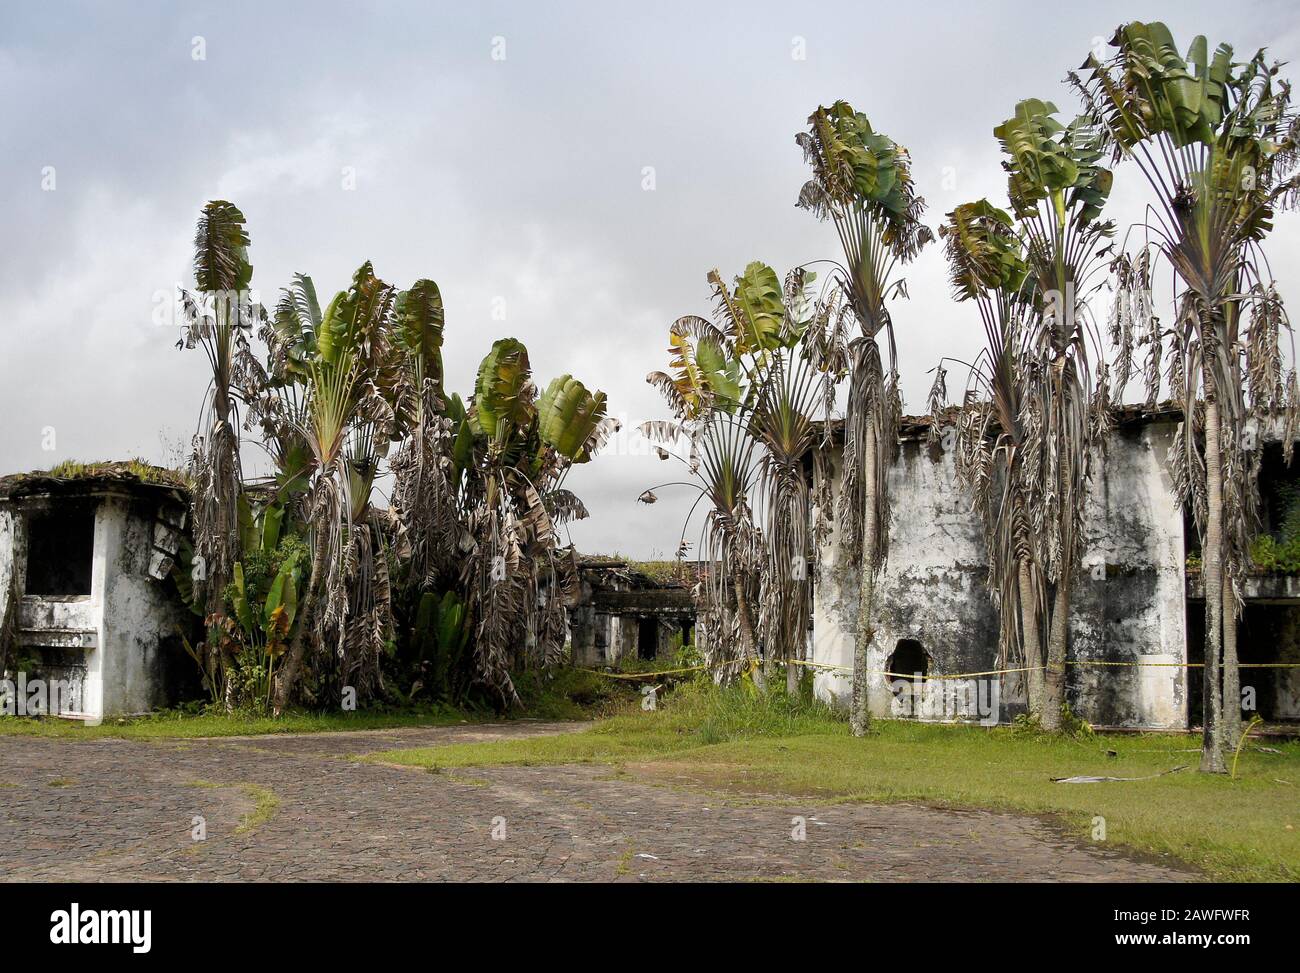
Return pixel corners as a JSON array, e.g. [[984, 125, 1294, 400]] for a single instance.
[[3, 0, 1299, 558]]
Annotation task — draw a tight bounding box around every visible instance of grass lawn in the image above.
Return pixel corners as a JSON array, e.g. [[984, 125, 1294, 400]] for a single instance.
[[0, 665, 638, 740], [0, 706, 478, 740], [365, 682, 1300, 882]]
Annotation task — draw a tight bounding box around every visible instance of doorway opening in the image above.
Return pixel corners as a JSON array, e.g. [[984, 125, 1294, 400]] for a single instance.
[[637, 618, 659, 661], [887, 639, 930, 683]]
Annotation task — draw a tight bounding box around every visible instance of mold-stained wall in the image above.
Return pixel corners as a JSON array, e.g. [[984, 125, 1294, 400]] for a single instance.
[[1068, 420, 1187, 728], [812, 416, 1190, 729], [1, 486, 192, 721]]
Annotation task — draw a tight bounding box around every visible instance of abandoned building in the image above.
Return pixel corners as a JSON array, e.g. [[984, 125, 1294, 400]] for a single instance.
[[3, 410, 1296, 732], [810, 408, 1300, 729], [0, 465, 196, 721], [569, 557, 696, 666]]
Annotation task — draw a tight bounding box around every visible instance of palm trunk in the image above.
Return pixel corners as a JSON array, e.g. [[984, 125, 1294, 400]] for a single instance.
[[1040, 582, 1070, 732], [1221, 577, 1241, 755], [273, 525, 326, 716], [1018, 558, 1043, 717], [1200, 398, 1227, 773], [732, 573, 766, 693], [851, 422, 879, 737], [209, 393, 234, 713]]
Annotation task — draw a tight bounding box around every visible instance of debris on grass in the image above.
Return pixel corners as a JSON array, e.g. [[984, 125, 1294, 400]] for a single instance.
[[1052, 766, 1187, 784]]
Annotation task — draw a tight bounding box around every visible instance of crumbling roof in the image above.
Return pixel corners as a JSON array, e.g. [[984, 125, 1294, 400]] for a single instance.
[[576, 554, 702, 589], [0, 459, 189, 500], [818, 402, 1188, 443]]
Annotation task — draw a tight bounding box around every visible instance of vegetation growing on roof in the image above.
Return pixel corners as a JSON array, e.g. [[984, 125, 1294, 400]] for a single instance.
[[1, 459, 189, 492]]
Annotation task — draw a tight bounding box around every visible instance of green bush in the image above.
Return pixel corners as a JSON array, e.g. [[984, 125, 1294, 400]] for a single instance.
[[1250, 485, 1300, 574]]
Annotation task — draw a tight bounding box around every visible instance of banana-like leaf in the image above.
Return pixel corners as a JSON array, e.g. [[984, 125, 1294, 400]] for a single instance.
[[1079, 21, 1234, 150], [797, 101, 930, 257], [473, 338, 535, 441], [194, 200, 252, 294], [994, 100, 1113, 229], [271, 273, 321, 378], [537, 375, 609, 462], [236, 494, 258, 555], [261, 503, 284, 555], [435, 591, 469, 654], [730, 261, 787, 354], [939, 200, 1028, 300], [265, 604, 292, 660], [316, 262, 394, 367], [264, 554, 299, 630], [396, 278, 445, 385], [647, 317, 743, 418], [316, 289, 351, 366], [232, 562, 255, 635]]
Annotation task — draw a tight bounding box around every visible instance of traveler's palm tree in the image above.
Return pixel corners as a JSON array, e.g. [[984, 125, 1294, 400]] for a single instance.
[[796, 101, 932, 733], [645, 262, 840, 691], [1073, 20, 1300, 768], [459, 339, 617, 703], [933, 201, 1041, 696], [992, 99, 1116, 729], [271, 262, 401, 711], [643, 263, 783, 687], [178, 200, 260, 700]]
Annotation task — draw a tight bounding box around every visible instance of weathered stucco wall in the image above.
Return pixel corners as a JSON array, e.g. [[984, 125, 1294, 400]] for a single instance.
[[1, 489, 192, 720], [569, 565, 694, 667], [812, 417, 1189, 729], [96, 497, 191, 715], [1068, 420, 1188, 728], [812, 434, 1001, 722], [0, 509, 16, 630]]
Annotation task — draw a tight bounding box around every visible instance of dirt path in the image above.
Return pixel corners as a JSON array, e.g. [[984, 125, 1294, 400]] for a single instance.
[[0, 723, 1195, 882]]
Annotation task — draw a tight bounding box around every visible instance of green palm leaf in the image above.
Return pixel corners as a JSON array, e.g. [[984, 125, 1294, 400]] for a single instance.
[[538, 375, 609, 462]]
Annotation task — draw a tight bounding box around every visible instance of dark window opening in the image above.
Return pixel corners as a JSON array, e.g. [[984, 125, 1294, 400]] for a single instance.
[[1187, 603, 1300, 724], [887, 639, 930, 683], [25, 508, 95, 596], [637, 618, 658, 661]]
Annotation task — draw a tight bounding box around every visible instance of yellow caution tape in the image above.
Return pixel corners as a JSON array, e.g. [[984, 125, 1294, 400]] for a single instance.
[[579, 657, 1300, 681]]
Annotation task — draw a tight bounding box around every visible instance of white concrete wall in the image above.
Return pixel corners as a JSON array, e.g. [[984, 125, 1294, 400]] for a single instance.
[[812, 419, 1191, 729], [1069, 422, 1188, 728], [0, 509, 16, 641], [97, 498, 186, 716], [2, 493, 189, 720], [812, 435, 1001, 719]]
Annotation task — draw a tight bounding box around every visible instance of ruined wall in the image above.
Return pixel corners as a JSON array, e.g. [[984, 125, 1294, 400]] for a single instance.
[[1, 490, 192, 719], [0, 509, 17, 643], [812, 417, 1189, 728], [1068, 420, 1188, 728], [812, 435, 1002, 721], [96, 497, 191, 715], [570, 567, 694, 667], [568, 576, 600, 666]]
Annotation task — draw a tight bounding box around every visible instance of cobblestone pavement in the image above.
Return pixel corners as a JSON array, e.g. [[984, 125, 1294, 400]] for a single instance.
[[0, 723, 1196, 882]]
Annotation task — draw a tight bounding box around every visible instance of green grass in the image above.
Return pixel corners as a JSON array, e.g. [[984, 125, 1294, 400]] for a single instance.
[[0, 706, 476, 740], [7, 458, 189, 489], [366, 680, 835, 768], [185, 779, 280, 833], [365, 682, 1300, 882], [0, 665, 639, 740], [233, 783, 280, 833]]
